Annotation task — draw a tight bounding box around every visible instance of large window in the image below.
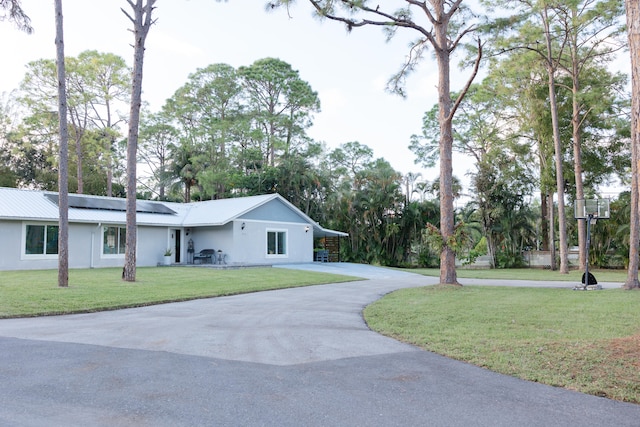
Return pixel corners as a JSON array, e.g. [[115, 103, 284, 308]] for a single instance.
[[267, 230, 287, 256], [25, 224, 58, 255], [103, 226, 126, 255]]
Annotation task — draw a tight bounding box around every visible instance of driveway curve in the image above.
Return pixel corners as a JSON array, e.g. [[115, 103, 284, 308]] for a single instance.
[[0, 263, 638, 426]]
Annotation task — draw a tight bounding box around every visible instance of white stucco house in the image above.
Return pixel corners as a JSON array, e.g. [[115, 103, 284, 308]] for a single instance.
[[0, 187, 347, 271]]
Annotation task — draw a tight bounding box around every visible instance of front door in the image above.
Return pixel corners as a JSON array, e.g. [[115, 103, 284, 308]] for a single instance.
[[174, 229, 181, 263]]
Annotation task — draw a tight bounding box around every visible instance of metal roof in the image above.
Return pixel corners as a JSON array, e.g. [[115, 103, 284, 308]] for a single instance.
[[312, 224, 349, 238], [0, 187, 61, 221], [177, 194, 277, 226], [0, 188, 348, 237], [44, 194, 177, 215]]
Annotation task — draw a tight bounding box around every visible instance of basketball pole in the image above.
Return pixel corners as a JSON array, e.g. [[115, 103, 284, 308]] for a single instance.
[[584, 213, 593, 290]]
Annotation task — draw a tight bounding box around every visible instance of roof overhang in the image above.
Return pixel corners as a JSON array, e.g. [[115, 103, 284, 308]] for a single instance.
[[312, 224, 348, 239]]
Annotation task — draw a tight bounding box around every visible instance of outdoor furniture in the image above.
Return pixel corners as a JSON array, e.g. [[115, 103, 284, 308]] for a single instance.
[[315, 250, 329, 263], [194, 249, 215, 264]]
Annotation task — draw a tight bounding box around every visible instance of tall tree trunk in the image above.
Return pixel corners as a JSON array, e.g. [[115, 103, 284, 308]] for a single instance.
[[543, 7, 569, 274], [54, 0, 69, 287], [540, 190, 548, 251], [122, 0, 156, 282], [269, 121, 276, 167], [569, 8, 586, 271], [435, 9, 458, 285], [485, 224, 497, 269], [185, 180, 191, 203], [625, 0, 640, 289], [538, 138, 550, 252], [68, 115, 85, 194], [106, 159, 113, 197], [159, 158, 166, 199], [572, 76, 586, 271], [75, 133, 83, 194]]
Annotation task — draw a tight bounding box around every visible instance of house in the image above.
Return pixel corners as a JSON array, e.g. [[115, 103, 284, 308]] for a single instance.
[[0, 187, 347, 271]]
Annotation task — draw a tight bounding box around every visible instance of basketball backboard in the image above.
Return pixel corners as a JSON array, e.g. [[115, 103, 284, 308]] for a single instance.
[[574, 199, 610, 220]]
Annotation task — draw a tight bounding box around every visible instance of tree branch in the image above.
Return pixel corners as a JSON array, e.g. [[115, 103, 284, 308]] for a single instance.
[[445, 0, 465, 21], [0, 0, 33, 33], [405, 0, 435, 23], [308, 0, 433, 39], [387, 38, 429, 96], [449, 24, 478, 53], [448, 38, 482, 122]]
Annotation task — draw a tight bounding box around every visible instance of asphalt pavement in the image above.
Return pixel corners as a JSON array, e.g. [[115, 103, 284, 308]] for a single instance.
[[0, 263, 638, 426]]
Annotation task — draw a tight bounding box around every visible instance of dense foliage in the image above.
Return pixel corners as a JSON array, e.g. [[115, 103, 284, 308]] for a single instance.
[[0, 0, 632, 269]]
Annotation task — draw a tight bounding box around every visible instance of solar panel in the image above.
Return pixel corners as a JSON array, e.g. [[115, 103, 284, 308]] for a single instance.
[[136, 200, 176, 215], [45, 194, 176, 215]]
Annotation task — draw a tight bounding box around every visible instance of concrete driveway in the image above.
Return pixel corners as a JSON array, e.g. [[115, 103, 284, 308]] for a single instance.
[[0, 263, 638, 426]]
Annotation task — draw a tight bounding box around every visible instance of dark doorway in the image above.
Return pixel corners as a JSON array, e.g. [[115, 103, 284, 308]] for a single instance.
[[175, 229, 181, 263]]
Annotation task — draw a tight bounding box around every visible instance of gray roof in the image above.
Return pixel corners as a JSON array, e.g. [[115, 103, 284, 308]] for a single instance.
[[0, 187, 347, 237], [175, 194, 278, 226]]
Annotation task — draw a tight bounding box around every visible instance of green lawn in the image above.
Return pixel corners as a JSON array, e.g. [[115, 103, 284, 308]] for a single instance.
[[365, 283, 640, 404], [0, 267, 358, 318], [406, 267, 629, 283]]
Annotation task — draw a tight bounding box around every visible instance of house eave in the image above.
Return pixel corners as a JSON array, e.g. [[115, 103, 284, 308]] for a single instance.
[[313, 224, 348, 239]]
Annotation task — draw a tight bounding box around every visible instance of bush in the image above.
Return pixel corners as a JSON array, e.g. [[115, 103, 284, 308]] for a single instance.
[[461, 236, 488, 266], [495, 249, 526, 268], [417, 247, 440, 268]]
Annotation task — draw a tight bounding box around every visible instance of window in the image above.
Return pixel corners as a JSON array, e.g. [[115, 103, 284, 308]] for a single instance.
[[267, 230, 287, 256], [103, 226, 126, 255], [25, 224, 58, 255]]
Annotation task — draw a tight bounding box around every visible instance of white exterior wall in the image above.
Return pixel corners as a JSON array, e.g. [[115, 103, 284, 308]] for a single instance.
[[188, 225, 232, 255], [88, 224, 169, 268], [0, 221, 117, 270], [0, 221, 98, 270], [71, 223, 99, 268], [137, 226, 172, 267], [0, 220, 172, 270], [232, 219, 313, 265], [0, 221, 30, 270]]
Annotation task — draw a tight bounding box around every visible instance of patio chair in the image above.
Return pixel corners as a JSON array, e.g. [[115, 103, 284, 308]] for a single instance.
[[194, 249, 215, 264]]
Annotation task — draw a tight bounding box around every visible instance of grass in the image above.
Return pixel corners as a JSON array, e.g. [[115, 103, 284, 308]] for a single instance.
[[405, 267, 629, 283], [364, 284, 640, 403], [0, 266, 358, 318]]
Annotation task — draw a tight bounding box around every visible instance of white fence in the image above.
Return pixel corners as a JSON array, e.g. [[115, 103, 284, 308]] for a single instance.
[[456, 250, 580, 269]]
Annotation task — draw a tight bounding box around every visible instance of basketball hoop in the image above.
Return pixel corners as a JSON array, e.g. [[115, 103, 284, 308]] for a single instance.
[[574, 199, 610, 220], [574, 199, 610, 291]]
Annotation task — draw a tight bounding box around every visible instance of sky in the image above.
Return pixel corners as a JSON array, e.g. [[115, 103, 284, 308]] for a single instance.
[[0, 1, 630, 198]]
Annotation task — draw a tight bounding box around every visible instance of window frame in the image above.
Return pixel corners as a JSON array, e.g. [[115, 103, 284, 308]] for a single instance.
[[22, 222, 59, 259], [266, 229, 288, 258], [102, 225, 127, 258]]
